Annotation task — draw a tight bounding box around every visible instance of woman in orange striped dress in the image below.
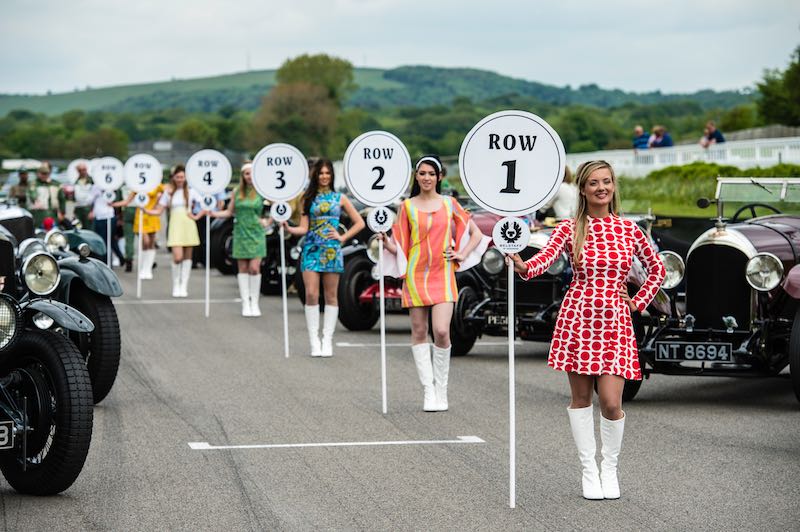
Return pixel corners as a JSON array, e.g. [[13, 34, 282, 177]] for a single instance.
[[382, 155, 485, 412]]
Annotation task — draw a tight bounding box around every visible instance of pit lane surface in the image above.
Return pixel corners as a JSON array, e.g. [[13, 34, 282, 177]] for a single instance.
[[2, 260, 798, 531]]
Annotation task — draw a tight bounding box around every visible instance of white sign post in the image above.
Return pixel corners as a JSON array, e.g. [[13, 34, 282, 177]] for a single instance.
[[459, 110, 565, 509], [344, 131, 411, 414], [186, 150, 232, 318], [271, 201, 293, 359], [124, 153, 163, 299], [251, 143, 309, 358], [93, 157, 124, 268]]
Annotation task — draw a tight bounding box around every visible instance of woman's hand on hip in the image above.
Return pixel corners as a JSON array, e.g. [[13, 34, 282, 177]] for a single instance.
[[444, 246, 464, 262], [619, 287, 637, 312]]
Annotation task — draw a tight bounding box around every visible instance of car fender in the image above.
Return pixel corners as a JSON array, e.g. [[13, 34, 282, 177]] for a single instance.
[[782, 264, 800, 299], [342, 244, 367, 259], [57, 256, 123, 298], [25, 299, 94, 333], [65, 228, 107, 258]]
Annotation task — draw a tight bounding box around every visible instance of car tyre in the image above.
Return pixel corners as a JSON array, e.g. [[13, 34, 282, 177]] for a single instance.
[[0, 331, 93, 495], [451, 285, 479, 356], [69, 286, 121, 404], [210, 219, 236, 275], [338, 255, 379, 331], [788, 307, 800, 403]]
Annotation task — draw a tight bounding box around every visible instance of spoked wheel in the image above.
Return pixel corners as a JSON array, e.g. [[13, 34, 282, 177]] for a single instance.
[[70, 285, 121, 404], [451, 285, 479, 356], [0, 331, 93, 495]]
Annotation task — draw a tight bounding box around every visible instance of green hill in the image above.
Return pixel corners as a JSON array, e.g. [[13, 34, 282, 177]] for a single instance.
[[0, 66, 752, 116]]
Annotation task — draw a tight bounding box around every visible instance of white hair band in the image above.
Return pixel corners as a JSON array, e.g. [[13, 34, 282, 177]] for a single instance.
[[415, 157, 442, 172]]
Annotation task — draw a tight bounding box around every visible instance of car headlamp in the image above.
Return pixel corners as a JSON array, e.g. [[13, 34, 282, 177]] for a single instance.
[[367, 235, 381, 264], [78, 243, 91, 258], [658, 250, 685, 290], [481, 248, 504, 275], [22, 252, 60, 296], [745, 252, 783, 291], [19, 238, 48, 261], [32, 312, 54, 330], [290, 245, 302, 261], [45, 229, 69, 253], [0, 295, 21, 350], [547, 254, 568, 275]]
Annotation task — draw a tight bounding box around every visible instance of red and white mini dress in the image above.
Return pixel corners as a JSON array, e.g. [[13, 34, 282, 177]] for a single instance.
[[521, 215, 665, 380]]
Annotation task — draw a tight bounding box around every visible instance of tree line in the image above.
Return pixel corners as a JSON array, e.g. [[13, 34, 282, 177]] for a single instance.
[[1, 46, 798, 163]]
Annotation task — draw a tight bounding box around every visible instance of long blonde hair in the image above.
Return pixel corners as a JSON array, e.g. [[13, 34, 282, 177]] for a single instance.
[[572, 160, 621, 266], [238, 162, 256, 200]]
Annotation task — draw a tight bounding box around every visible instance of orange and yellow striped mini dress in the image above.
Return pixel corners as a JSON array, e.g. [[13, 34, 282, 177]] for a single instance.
[[392, 196, 470, 308]]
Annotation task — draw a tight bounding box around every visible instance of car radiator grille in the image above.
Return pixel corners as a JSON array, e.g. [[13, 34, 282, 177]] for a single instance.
[[0, 217, 34, 243], [686, 245, 750, 328]]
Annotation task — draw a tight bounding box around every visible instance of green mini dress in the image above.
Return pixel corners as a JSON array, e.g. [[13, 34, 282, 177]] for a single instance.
[[232, 190, 266, 259]]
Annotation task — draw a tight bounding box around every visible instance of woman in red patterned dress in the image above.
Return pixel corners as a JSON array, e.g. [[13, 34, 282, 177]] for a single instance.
[[509, 160, 665, 500]]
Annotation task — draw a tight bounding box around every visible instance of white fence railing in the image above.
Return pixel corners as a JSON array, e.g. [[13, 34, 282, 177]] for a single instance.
[[565, 137, 800, 178]]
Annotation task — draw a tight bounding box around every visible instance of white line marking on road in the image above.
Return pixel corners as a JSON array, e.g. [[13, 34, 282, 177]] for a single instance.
[[336, 341, 524, 347], [188, 435, 485, 451], [116, 298, 242, 305]]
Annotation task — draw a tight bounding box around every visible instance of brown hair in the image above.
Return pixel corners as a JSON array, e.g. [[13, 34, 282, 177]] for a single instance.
[[572, 160, 621, 266], [302, 159, 334, 215], [170, 164, 189, 206]]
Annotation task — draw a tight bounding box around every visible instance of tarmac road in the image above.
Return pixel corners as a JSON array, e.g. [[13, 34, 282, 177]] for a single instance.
[[1, 257, 798, 531]]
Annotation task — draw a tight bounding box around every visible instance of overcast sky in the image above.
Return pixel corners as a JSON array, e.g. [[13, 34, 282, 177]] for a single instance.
[[1, 0, 798, 95]]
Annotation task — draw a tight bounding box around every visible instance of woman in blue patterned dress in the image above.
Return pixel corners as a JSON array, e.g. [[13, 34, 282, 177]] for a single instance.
[[284, 159, 365, 357]]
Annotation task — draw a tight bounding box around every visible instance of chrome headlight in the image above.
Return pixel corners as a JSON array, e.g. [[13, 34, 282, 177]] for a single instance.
[[19, 238, 48, 261], [0, 295, 21, 351], [745, 252, 783, 291], [481, 248, 504, 275], [366, 235, 381, 264], [45, 229, 69, 253], [290, 245, 302, 261], [370, 265, 381, 281], [22, 252, 60, 296], [547, 253, 568, 275], [659, 250, 685, 290]]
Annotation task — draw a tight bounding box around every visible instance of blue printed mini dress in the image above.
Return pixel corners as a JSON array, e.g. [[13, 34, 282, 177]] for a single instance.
[[301, 190, 344, 273]]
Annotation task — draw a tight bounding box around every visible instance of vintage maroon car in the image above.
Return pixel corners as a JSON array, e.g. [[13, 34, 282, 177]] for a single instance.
[[631, 178, 800, 403]]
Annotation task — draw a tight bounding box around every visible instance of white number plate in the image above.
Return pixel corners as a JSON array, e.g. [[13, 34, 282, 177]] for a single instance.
[[487, 315, 508, 326], [655, 342, 733, 362], [0, 421, 14, 449]]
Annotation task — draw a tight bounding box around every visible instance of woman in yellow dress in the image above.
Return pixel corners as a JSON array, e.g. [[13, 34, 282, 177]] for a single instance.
[[117, 183, 165, 279], [146, 165, 207, 297]]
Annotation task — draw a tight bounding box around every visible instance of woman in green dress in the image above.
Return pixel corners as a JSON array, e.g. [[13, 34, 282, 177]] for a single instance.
[[211, 162, 269, 317]]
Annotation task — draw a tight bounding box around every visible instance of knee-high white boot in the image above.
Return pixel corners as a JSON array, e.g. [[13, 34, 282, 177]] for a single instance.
[[600, 412, 626, 500], [237, 274, 251, 317], [249, 274, 262, 317], [304, 305, 321, 357], [432, 344, 451, 411], [411, 343, 436, 412], [171, 262, 181, 298], [567, 405, 604, 500], [179, 260, 192, 297], [140, 249, 155, 280], [320, 306, 338, 357]]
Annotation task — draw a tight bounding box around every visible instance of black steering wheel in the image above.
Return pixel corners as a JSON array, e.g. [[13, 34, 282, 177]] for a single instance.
[[730, 203, 781, 222]]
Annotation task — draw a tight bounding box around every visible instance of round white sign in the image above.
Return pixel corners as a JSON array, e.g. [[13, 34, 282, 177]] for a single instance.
[[92, 156, 125, 191], [131, 192, 149, 208], [270, 201, 292, 223], [185, 149, 232, 195], [251, 143, 308, 202], [66, 159, 92, 184], [367, 206, 395, 233], [459, 110, 565, 216], [124, 153, 162, 193], [343, 131, 412, 207], [492, 217, 531, 254]]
